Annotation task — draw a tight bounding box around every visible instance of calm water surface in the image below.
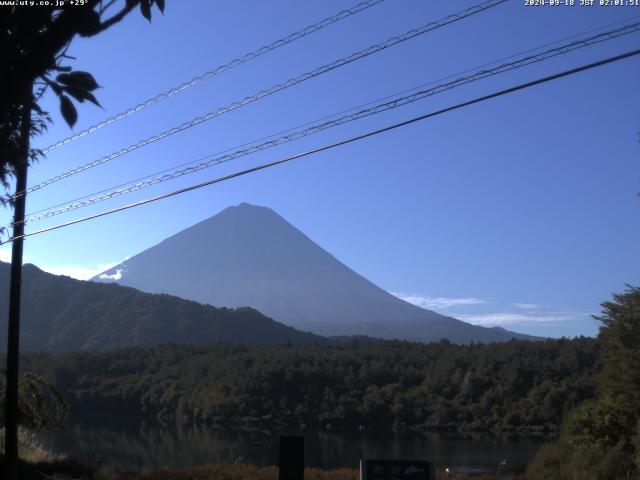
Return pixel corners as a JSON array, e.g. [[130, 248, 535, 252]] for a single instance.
[[40, 423, 550, 474]]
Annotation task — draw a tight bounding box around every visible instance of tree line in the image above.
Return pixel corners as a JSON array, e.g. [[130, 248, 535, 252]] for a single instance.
[[4, 285, 639, 478], [19, 336, 598, 434], [525, 286, 640, 479]]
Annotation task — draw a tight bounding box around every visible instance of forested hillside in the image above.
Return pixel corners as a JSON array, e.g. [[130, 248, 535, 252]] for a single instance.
[[21, 337, 598, 432], [0, 262, 325, 351]]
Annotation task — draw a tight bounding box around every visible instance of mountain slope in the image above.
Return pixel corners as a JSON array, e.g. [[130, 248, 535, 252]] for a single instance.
[[94, 203, 534, 343], [0, 262, 325, 352]]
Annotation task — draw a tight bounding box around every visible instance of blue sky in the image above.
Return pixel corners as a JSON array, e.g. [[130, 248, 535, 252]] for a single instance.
[[2, 0, 639, 337]]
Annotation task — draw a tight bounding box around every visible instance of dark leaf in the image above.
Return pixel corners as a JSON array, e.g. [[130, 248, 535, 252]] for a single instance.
[[62, 85, 86, 103], [140, 0, 151, 21], [155, 0, 165, 13], [31, 102, 46, 115], [56, 71, 100, 91], [77, 10, 101, 36], [59, 95, 77, 128], [49, 82, 63, 96], [84, 92, 102, 108], [61, 85, 102, 108]]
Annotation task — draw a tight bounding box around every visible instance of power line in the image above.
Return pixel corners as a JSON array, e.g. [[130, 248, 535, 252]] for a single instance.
[[24, 12, 640, 222], [5, 47, 638, 245], [38, 0, 387, 154], [17, 20, 640, 226], [17, 0, 507, 200]]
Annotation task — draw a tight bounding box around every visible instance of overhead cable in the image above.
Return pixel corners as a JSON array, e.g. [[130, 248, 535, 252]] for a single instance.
[[39, 0, 388, 154], [26, 12, 640, 222], [18, 21, 640, 226], [5, 47, 638, 245], [18, 0, 507, 200]]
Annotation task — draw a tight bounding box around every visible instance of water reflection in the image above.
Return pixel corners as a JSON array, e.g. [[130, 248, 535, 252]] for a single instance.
[[40, 423, 550, 473]]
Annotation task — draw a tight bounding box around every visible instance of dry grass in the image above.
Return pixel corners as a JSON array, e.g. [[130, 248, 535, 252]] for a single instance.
[[18, 429, 67, 464], [98, 464, 519, 479], [0, 456, 523, 479], [0, 427, 66, 464], [99, 464, 359, 480]]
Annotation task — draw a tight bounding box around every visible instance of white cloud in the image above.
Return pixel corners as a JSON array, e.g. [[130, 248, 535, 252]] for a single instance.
[[98, 269, 122, 281], [458, 312, 581, 326], [0, 249, 32, 263], [392, 290, 588, 329], [39, 263, 119, 281], [0, 249, 126, 281], [393, 293, 487, 310]]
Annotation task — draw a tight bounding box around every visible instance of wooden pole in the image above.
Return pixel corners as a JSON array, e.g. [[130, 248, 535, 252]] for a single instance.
[[4, 86, 32, 480]]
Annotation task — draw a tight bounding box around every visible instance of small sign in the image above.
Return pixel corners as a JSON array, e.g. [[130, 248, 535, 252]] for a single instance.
[[360, 459, 433, 480], [279, 436, 304, 480]]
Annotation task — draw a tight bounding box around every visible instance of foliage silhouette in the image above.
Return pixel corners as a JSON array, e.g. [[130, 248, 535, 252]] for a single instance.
[[526, 286, 640, 479], [0, 368, 69, 433], [0, 0, 165, 204]]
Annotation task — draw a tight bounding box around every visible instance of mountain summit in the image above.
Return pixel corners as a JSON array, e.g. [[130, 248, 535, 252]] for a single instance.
[[94, 203, 532, 343]]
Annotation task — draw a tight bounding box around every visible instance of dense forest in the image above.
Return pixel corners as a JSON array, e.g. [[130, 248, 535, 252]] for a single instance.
[[525, 286, 640, 479], [4, 286, 639, 480], [20, 337, 598, 433]]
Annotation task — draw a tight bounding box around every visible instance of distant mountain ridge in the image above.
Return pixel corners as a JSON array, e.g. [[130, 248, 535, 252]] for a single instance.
[[0, 262, 325, 352], [94, 203, 536, 343]]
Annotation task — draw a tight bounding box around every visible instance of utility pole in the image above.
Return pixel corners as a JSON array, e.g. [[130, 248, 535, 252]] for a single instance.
[[4, 85, 32, 480]]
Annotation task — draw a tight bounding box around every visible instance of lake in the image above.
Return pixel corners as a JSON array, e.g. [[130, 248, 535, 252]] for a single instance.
[[39, 423, 550, 474]]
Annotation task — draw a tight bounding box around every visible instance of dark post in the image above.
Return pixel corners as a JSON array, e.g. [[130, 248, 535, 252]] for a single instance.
[[279, 435, 304, 480], [4, 89, 32, 480]]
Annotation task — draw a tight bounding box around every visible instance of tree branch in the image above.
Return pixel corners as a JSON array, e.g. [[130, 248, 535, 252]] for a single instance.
[[91, 1, 140, 36], [100, 0, 119, 16]]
